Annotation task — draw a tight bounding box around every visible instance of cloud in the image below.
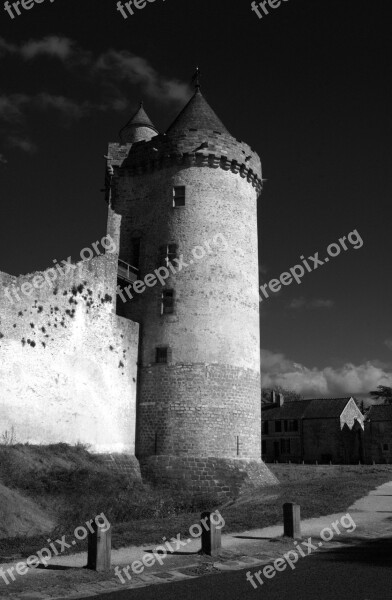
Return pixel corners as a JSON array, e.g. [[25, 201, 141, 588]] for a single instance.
[[100, 96, 129, 112], [20, 36, 74, 61], [0, 93, 87, 123], [260, 348, 392, 397], [34, 93, 86, 119], [0, 153, 8, 164], [385, 339, 392, 351], [289, 297, 335, 310], [7, 135, 37, 153], [0, 36, 190, 106], [0, 94, 29, 122], [0, 38, 16, 56], [0, 36, 74, 61], [94, 49, 191, 104]]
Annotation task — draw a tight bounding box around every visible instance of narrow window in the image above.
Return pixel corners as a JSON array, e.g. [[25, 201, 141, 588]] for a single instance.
[[263, 421, 269, 435], [173, 186, 185, 207], [161, 289, 175, 315], [262, 440, 267, 455], [280, 439, 291, 454], [287, 420, 298, 432], [131, 237, 141, 269], [155, 347, 168, 364], [166, 243, 178, 266], [383, 443, 389, 451], [275, 420, 282, 433]]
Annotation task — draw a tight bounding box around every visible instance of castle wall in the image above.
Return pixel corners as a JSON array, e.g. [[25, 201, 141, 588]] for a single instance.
[[0, 254, 139, 453]]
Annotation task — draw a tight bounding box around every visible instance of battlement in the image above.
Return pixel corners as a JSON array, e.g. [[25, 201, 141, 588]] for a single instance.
[[107, 128, 263, 196]]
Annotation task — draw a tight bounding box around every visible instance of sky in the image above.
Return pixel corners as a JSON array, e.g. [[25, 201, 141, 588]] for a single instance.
[[0, 0, 391, 398]]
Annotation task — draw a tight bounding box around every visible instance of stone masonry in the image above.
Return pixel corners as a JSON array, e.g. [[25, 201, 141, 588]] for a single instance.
[[106, 87, 276, 494], [0, 228, 139, 455]]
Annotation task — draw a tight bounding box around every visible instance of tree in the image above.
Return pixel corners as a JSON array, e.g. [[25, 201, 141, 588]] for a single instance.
[[261, 386, 303, 403], [370, 385, 392, 404]]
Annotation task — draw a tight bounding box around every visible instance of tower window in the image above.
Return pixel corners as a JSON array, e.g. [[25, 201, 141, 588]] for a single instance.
[[166, 243, 178, 266], [161, 289, 175, 314], [156, 347, 168, 364], [173, 186, 185, 207]]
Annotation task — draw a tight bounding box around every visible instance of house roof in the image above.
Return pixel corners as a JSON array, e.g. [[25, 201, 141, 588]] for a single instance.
[[366, 404, 392, 421], [167, 88, 230, 136], [263, 400, 312, 419], [262, 397, 355, 420]]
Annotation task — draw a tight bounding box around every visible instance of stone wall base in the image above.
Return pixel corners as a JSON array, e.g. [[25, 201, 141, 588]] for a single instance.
[[98, 453, 142, 480], [139, 455, 278, 499]]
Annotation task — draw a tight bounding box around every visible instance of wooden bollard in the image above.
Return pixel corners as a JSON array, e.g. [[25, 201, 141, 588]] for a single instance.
[[87, 518, 111, 571], [283, 503, 301, 539], [201, 511, 221, 556]]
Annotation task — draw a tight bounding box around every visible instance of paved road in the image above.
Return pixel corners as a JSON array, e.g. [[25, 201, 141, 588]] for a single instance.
[[82, 536, 392, 600]]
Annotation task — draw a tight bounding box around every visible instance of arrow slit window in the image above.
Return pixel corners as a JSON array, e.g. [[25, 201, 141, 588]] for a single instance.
[[173, 186, 186, 207], [161, 289, 175, 315]]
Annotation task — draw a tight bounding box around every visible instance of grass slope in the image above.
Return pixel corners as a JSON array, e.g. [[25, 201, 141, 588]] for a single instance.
[[1, 446, 391, 558]]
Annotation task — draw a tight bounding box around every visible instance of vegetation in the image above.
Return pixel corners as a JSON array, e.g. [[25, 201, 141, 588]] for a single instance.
[[1, 445, 391, 559], [223, 464, 392, 533], [262, 386, 303, 402], [0, 443, 219, 557], [0, 426, 17, 446], [370, 385, 392, 404]]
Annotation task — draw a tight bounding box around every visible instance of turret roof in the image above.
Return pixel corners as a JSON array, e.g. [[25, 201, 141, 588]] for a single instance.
[[167, 88, 230, 136], [119, 102, 159, 143]]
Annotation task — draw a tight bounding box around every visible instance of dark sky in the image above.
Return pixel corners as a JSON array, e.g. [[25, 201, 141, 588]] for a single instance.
[[1, 0, 391, 396]]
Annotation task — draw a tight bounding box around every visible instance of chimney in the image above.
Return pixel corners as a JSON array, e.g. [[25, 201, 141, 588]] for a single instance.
[[271, 390, 276, 404], [277, 393, 284, 407]]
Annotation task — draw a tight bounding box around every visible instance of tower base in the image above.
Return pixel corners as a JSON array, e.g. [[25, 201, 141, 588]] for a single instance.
[[139, 456, 278, 499], [98, 453, 142, 480]]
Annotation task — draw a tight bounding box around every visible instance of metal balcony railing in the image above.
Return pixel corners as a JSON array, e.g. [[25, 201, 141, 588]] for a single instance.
[[118, 259, 139, 283]]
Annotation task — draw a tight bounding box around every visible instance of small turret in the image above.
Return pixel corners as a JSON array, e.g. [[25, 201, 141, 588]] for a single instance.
[[119, 102, 159, 144]]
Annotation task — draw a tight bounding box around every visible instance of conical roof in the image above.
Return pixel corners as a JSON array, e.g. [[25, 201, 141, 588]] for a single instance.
[[119, 102, 159, 144], [167, 88, 230, 136]]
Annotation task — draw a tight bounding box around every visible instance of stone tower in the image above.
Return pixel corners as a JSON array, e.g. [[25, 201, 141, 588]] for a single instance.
[[106, 85, 276, 497]]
